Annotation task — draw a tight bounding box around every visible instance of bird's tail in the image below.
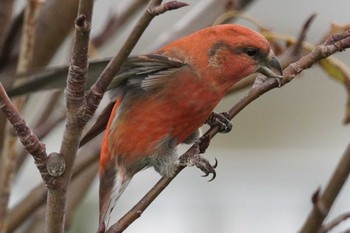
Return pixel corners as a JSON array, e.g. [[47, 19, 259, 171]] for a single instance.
[[99, 166, 131, 229], [98, 97, 130, 231]]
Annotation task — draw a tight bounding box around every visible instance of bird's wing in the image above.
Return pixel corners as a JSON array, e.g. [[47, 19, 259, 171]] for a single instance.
[[5, 54, 184, 97], [110, 54, 185, 93], [80, 54, 186, 147]]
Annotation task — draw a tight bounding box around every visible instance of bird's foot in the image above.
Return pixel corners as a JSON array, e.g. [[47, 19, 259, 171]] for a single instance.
[[178, 135, 217, 181], [206, 111, 232, 133]]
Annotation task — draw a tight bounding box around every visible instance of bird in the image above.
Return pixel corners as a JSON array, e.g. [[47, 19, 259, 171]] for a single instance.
[[92, 24, 283, 231]]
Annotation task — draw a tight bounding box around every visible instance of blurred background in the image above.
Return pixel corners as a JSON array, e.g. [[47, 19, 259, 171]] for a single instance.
[[7, 0, 350, 232]]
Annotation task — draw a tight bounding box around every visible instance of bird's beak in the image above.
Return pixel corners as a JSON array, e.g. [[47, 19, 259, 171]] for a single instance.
[[256, 50, 283, 79]]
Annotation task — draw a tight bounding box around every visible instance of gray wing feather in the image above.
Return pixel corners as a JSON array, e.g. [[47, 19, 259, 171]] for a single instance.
[[110, 54, 185, 92], [80, 54, 185, 146]]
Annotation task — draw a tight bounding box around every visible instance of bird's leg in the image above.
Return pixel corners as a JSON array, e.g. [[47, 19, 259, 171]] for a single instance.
[[178, 111, 231, 180], [178, 135, 217, 181], [206, 111, 232, 133]]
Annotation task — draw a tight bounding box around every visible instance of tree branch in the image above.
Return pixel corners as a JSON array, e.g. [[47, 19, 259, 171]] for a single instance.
[[319, 212, 350, 233], [0, 82, 51, 232], [15, 109, 65, 173], [0, 84, 50, 181], [299, 143, 350, 233], [44, 0, 94, 232]]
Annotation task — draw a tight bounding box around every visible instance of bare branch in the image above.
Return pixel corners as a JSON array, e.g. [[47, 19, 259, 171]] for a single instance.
[[15, 111, 65, 173], [147, 1, 188, 15], [290, 13, 317, 58], [299, 144, 350, 233], [319, 212, 350, 233], [294, 34, 350, 232], [44, 0, 94, 232], [0, 83, 50, 232], [0, 84, 50, 180]]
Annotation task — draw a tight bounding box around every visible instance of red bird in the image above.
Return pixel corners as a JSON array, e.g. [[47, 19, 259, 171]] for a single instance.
[[94, 24, 282, 229]]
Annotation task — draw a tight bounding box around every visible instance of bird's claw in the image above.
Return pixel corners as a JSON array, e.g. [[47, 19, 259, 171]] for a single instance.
[[195, 134, 210, 154], [276, 77, 283, 88], [201, 158, 218, 176], [178, 140, 217, 181], [206, 112, 232, 133]]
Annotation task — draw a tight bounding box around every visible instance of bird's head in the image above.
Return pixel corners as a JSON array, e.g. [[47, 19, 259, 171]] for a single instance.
[[159, 24, 282, 91], [208, 24, 282, 79]]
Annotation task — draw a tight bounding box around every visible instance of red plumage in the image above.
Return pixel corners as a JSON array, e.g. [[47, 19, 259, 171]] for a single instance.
[[95, 24, 282, 229]]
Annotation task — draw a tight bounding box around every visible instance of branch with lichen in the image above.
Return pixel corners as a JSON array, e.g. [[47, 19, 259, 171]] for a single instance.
[[107, 28, 350, 233]]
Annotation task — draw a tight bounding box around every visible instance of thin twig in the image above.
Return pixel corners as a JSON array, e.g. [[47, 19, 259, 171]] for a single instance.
[[300, 144, 350, 233], [109, 28, 350, 233], [0, 84, 50, 179], [15, 111, 65, 173], [0, 83, 50, 233], [290, 13, 317, 57], [319, 212, 350, 233], [15, 92, 64, 173]]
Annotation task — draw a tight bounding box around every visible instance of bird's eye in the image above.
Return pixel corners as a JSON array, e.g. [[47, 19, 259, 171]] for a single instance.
[[244, 47, 259, 57]]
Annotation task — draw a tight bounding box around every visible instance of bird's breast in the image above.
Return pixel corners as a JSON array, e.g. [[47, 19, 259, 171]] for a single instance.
[[109, 79, 221, 165]]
